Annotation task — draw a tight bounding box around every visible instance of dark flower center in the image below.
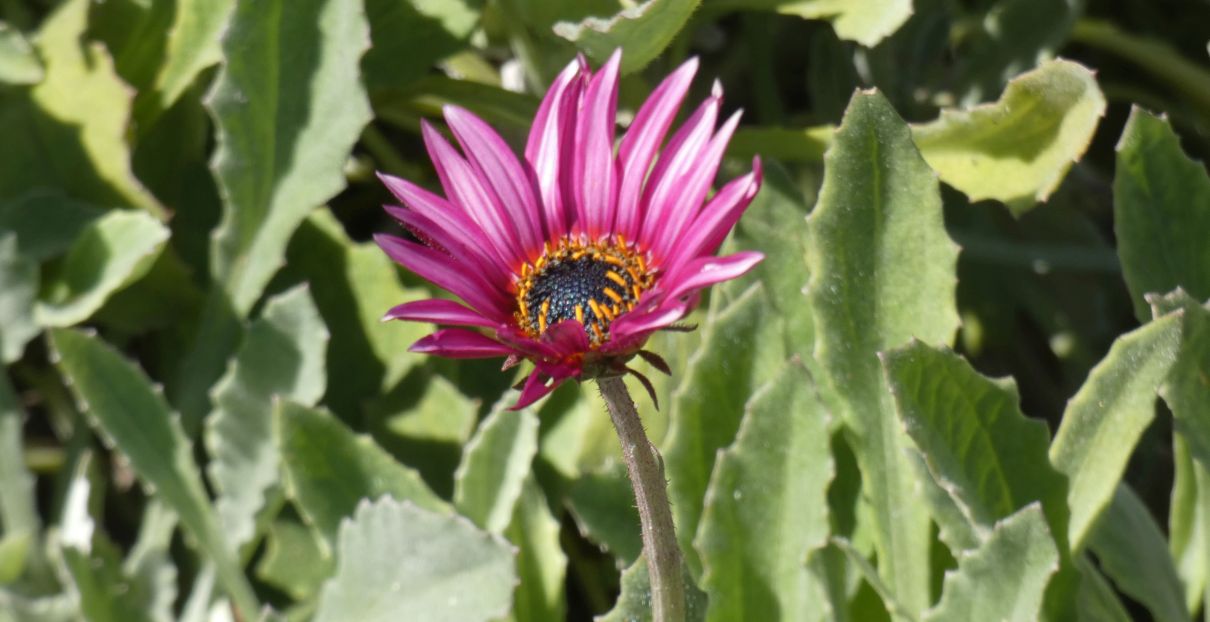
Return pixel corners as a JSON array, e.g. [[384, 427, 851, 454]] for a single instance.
[[515, 237, 653, 345]]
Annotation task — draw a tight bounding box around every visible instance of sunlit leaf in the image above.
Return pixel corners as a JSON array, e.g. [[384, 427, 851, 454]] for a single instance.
[[313, 498, 515, 622], [0, 235, 37, 364], [504, 477, 567, 622], [553, 0, 700, 74], [454, 403, 540, 534], [912, 59, 1106, 215]]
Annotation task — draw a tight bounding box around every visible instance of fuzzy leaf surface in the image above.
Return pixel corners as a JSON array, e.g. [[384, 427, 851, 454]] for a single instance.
[[553, 0, 700, 74], [805, 89, 960, 616], [313, 498, 515, 622], [453, 403, 539, 534]]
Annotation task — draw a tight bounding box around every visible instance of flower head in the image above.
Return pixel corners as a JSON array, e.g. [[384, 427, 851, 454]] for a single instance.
[[376, 51, 763, 408]]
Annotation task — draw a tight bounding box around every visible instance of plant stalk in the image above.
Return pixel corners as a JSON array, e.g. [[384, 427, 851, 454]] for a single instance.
[[597, 375, 685, 622]]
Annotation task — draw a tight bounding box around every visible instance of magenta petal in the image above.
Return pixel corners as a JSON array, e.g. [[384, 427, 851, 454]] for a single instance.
[[541, 320, 591, 357], [511, 369, 567, 410], [377, 176, 515, 276], [572, 50, 621, 238], [664, 251, 765, 302], [383, 299, 499, 329], [638, 92, 720, 246], [662, 157, 763, 274], [609, 302, 689, 343], [375, 234, 511, 320], [524, 58, 585, 240], [422, 121, 526, 266], [444, 105, 544, 258], [410, 328, 517, 359], [650, 110, 743, 262], [615, 57, 698, 239], [384, 205, 509, 285]]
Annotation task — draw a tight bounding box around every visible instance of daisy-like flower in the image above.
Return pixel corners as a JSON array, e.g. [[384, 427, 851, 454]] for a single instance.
[[375, 50, 763, 409]]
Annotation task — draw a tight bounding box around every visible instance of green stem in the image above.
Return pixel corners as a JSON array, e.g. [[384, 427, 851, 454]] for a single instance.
[[597, 376, 685, 622]]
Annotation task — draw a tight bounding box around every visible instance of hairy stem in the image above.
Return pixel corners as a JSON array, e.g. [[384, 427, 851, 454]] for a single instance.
[[597, 375, 685, 622]]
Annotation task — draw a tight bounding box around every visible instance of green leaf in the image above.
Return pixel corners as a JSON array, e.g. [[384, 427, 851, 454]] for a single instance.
[[1049, 313, 1183, 551], [0, 532, 29, 585], [137, 0, 235, 125], [598, 555, 708, 622], [1169, 443, 1210, 615], [206, 0, 372, 315], [805, 89, 959, 616], [276, 400, 448, 544], [283, 212, 429, 418], [35, 210, 169, 328], [696, 360, 832, 622], [881, 342, 1069, 550], [923, 504, 1059, 622], [664, 284, 787, 577], [312, 498, 515, 622], [504, 476, 567, 622], [1114, 108, 1210, 320], [370, 372, 477, 445], [0, 191, 102, 262], [566, 464, 642, 565], [1074, 557, 1133, 622], [0, 235, 38, 364], [553, 0, 701, 74], [61, 541, 154, 622], [362, 0, 478, 89], [912, 59, 1106, 215], [775, 0, 912, 47], [255, 515, 334, 601], [123, 501, 178, 622], [1152, 291, 1210, 469], [0, 0, 162, 216], [727, 126, 834, 165], [1087, 484, 1188, 622], [0, 591, 77, 622], [49, 328, 258, 618], [454, 403, 540, 534], [205, 286, 328, 551], [0, 23, 42, 84]]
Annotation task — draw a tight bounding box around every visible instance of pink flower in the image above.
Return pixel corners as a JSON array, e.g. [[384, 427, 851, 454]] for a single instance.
[[376, 51, 763, 409]]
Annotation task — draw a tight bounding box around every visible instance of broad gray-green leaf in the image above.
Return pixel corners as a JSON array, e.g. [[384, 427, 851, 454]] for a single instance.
[[205, 286, 328, 551], [1049, 313, 1183, 551], [0, 23, 41, 84], [567, 464, 642, 564], [1114, 108, 1210, 320], [805, 89, 960, 616], [923, 504, 1059, 622], [505, 476, 566, 622], [0, 591, 77, 622], [696, 360, 832, 622], [313, 498, 515, 622], [370, 373, 476, 445], [1075, 556, 1133, 622], [61, 539, 154, 622], [276, 400, 447, 544], [0, 192, 102, 262], [122, 502, 177, 622], [553, 0, 700, 74], [775, 0, 912, 47], [912, 59, 1106, 215], [206, 0, 372, 315], [362, 0, 478, 88], [36, 210, 169, 327], [664, 284, 786, 576], [49, 329, 258, 618], [284, 212, 429, 418], [0, 235, 37, 363], [0, 0, 162, 216], [1169, 442, 1210, 614], [598, 555, 708, 622], [882, 342, 1069, 549], [255, 515, 334, 601], [138, 0, 235, 123], [1088, 484, 1188, 622], [453, 403, 539, 534]]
